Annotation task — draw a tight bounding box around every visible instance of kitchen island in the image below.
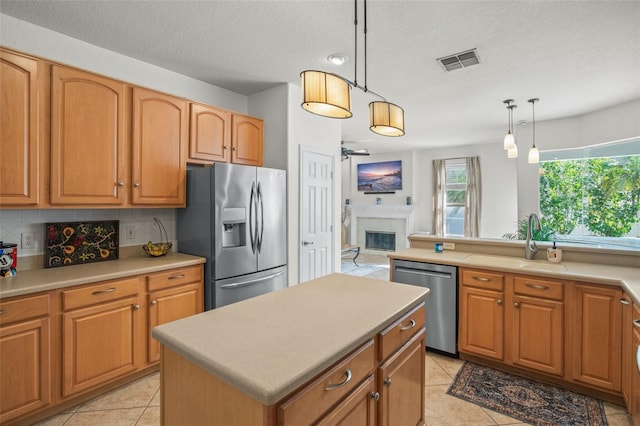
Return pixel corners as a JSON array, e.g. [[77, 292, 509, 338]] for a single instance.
[[152, 272, 430, 425]]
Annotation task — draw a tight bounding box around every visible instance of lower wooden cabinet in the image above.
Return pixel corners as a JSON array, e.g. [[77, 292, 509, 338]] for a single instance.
[[0, 295, 51, 424], [316, 375, 378, 426], [632, 303, 640, 425], [572, 283, 622, 392], [622, 292, 633, 409]]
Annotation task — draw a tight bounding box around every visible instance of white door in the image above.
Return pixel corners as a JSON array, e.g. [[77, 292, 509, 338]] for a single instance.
[[299, 147, 334, 282]]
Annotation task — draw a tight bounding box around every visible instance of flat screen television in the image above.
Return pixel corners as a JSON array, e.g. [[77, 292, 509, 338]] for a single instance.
[[357, 160, 402, 192]]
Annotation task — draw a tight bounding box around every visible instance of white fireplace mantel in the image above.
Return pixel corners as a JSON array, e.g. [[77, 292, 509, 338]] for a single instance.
[[348, 205, 415, 249]]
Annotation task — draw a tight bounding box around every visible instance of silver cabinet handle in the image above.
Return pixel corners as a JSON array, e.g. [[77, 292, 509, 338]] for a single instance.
[[400, 319, 416, 331], [150, 300, 157, 305], [168, 274, 185, 280], [0, 309, 4, 315], [325, 369, 352, 391], [302, 241, 314, 246], [497, 299, 503, 305], [621, 299, 630, 305], [472, 276, 491, 282], [525, 283, 549, 290], [634, 320, 640, 329], [117, 181, 125, 187], [370, 391, 380, 401], [92, 287, 116, 295], [223, 145, 228, 150], [133, 182, 140, 188], [514, 302, 520, 308], [133, 304, 140, 311], [383, 377, 392, 387]]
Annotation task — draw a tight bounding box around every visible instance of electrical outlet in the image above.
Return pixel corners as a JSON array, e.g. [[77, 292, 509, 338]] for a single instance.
[[126, 226, 135, 240], [443, 242, 455, 250], [21, 232, 36, 250]]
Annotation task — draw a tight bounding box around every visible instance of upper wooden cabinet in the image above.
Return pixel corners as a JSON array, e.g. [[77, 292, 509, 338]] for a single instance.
[[50, 65, 127, 205], [132, 87, 187, 206], [189, 103, 231, 164], [0, 49, 40, 206], [231, 114, 263, 166]]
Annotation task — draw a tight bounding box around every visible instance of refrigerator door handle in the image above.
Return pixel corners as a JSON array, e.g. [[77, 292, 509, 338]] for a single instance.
[[249, 182, 256, 254], [257, 182, 264, 252], [219, 270, 286, 289]]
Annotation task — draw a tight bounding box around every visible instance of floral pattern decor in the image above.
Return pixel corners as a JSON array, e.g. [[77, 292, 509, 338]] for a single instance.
[[45, 221, 119, 268]]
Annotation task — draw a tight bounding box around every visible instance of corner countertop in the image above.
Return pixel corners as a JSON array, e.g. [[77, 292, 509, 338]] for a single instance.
[[0, 253, 206, 299], [152, 273, 429, 406], [389, 248, 640, 304]]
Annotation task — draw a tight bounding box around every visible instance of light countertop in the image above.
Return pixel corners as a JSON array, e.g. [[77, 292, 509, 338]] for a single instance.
[[389, 248, 640, 304], [0, 253, 206, 299], [152, 273, 429, 406]]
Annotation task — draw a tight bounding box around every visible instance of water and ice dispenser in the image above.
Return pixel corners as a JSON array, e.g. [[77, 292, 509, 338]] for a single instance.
[[221, 208, 246, 248]]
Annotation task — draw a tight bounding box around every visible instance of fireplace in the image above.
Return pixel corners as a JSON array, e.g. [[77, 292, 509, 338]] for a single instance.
[[348, 205, 415, 253], [365, 231, 396, 251]]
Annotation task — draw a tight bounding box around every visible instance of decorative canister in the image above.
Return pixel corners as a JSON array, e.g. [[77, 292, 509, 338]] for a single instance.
[[547, 241, 562, 263], [0, 241, 17, 277]]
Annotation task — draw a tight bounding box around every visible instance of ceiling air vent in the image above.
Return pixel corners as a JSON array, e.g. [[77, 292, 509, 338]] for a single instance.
[[437, 48, 480, 72]]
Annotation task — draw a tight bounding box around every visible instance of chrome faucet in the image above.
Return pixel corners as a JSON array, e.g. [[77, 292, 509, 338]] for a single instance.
[[525, 213, 541, 260]]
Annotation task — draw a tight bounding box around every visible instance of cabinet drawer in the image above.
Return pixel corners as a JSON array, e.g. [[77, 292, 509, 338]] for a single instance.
[[378, 302, 425, 362], [514, 276, 564, 301], [278, 339, 375, 426], [0, 294, 49, 325], [63, 277, 140, 311], [147, 265, 202, 292], [461, 269, 504, 291]]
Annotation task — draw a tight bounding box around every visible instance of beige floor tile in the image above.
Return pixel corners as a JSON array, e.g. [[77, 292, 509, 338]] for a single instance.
[[605, 401, 630, 415], [136, 406, 160, 426], [425, 355, 454, 385], [65, 407, 145, 425], [149, 388, 160, 406], [424, 384, 497, 426], [33, 412, 73, 426], [606, 413, 634, 426], [78, 373, 159, 412], [428, 352, 465, 378]]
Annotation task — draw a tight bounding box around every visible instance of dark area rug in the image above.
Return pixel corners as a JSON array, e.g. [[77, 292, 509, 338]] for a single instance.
[[446, 362, 607, 426]]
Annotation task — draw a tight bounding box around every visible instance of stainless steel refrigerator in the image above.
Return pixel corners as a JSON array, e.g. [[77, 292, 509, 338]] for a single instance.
[[177, 163, 287, 310]]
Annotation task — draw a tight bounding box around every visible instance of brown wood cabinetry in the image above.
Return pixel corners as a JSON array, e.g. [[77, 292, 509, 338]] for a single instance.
[[132, 87, 187, 206], [316, 375, 377, 426], [0, 49, 40, 206], [622, 292, 633, 409], [0, 294, 51, 424], [50, 65, 127, 205], [459, 269, 505, 360], [188, 102, 231, 164], [572, 283, 622, 392], [631, 302, 640, 425], [231, 114, 263, 166]]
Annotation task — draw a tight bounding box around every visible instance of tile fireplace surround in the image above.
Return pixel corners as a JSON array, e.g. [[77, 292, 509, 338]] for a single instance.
[[348, 205, 415, 253]]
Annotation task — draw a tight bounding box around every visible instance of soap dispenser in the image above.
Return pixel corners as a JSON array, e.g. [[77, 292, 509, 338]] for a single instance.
[[547, 241, 562, 263]]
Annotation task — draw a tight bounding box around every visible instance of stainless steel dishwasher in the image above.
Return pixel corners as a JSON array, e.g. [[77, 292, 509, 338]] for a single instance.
[[391, 259, 458, 356]]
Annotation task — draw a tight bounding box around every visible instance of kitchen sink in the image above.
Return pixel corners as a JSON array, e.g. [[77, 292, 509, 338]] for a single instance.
[[463, 254, 568, 272]]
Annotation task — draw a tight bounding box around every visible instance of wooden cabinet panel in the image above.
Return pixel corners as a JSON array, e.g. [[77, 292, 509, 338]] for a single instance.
[[378, 330, 425, 426], [0, 294, 49, 325], [316, 375, 377, 426], [459, 285, 504, 360], [572, 283, 622, 391], [0, 49, 39, 206], [62, 277, 140, 311], [378, 302, 425, 361], [513, 276, 563, 301], [146, 265, 202, 292], [632, 303, 640, 424], [231, 114, 263, 166], [62, 296, 140, 396], [189, 103, 231, 163], [512, 294, 563, 376], [132, 87, 187, 206], [460, 269, 504, 291], [50, 65, 126, 205], [0, 317, 50, 423], [147, 282, 202, 363], [622, 293, 633, 409]]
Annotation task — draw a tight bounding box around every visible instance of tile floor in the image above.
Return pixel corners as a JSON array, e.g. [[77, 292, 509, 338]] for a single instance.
[[34, 252, 632, 425]]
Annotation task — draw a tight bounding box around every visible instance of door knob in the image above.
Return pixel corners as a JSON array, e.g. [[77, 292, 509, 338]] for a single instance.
[[383, 378, 392, 387]]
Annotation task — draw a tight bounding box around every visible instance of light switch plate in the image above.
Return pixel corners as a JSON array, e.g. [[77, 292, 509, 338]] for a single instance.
[[443, 242, 455, 250], [22, 232, 36, 250]]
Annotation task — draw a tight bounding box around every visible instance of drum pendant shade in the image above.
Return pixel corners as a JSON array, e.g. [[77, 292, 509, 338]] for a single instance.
[[369, 101, 405, 137], [300, 71, 352, 118]]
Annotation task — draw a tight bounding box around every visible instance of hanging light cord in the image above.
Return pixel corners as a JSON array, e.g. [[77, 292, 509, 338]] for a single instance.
[[353, 0, 358, 88], [531, 100, 536, 148]]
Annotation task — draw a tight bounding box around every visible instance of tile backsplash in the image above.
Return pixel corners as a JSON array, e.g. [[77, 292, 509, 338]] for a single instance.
[[0, 209, 177, 257]]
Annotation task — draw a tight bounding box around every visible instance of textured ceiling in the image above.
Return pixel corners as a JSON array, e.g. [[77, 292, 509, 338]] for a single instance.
[[1, 0, 639, 153]]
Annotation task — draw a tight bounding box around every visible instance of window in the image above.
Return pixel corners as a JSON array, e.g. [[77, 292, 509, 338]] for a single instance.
[[539, 138, 640, 249], [444, 160, 467, 236]]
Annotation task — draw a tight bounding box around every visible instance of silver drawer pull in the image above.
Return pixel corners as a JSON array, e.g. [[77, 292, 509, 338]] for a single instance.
[[400, 319, 416, 331], [0, 309, 4, 315], [620, 299, 630, 305], [370, 391, 380, 401], [634, 320, 640, 329], [525, 283, 549, 290], [472, 276, 491, 282], [325, 369, 352, 391], [92, 287, 116, 295], [168, 274, 186, 280]]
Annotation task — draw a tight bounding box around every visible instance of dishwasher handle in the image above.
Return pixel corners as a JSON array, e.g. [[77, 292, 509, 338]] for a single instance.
[[394, 266, 453, 280]]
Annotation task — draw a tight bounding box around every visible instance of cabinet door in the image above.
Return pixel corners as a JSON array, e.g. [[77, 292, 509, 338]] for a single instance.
[[0, 318, 50, 423], [459, 286, 504, 360], [51, 65, 127, 205], [512, 295, 563, 376], [231, 114, 263, 166], [633, 327, 640, 425], [63, 296, 140, 396], [316, 375, 377, 426], [622, 293, 633, 409], [378, 330, 425, 426], [0, 49, 39, 206], [189, 103, 231, 163], [147, 282, 202, 363], [132, 87, 187, 205], [572, 284, 622, 391]]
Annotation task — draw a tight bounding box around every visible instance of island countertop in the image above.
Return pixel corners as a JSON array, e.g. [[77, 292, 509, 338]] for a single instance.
[[151, 272, 429, 406]]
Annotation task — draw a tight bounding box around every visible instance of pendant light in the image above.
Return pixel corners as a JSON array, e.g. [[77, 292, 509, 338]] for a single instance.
[[528, 98, 540, 164], [300, 0, 404, 137], [503, 99, 516, 150]]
